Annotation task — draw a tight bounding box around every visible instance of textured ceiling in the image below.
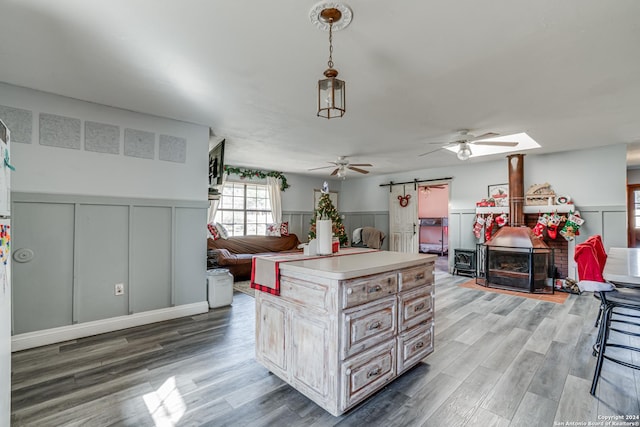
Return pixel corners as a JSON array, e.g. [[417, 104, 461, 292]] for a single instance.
[[1, 0, 639, 176]]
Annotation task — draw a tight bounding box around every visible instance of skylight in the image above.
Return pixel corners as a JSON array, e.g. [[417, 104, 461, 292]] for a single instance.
[[444, 132, 540, 158]]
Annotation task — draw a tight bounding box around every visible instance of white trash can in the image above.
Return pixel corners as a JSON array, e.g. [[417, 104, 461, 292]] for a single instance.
[[207, 269, 234, 308]]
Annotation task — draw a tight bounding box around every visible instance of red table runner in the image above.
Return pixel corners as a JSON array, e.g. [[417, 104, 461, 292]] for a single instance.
[[250, 248, 377, 295]]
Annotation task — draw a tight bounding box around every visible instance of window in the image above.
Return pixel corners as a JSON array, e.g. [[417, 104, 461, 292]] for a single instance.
[[214, 182, 273, 236]]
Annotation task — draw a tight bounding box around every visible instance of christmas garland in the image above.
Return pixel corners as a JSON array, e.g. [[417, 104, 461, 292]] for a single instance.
[[223, 166, 290, 191]]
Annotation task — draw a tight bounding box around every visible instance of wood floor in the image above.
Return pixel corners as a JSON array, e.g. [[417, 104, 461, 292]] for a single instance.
[[11, 270, 640, 426]]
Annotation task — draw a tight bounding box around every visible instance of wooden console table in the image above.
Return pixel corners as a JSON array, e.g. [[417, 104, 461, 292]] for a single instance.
[[254, 251, 436, 416]]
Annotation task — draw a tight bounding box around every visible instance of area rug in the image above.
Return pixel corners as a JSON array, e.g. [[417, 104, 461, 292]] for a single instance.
[[233, 280, 254, 297], [459, 279, 569, 304]]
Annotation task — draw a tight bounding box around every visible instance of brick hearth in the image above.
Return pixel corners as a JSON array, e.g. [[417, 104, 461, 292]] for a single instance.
[[525, 213, 569, 278]]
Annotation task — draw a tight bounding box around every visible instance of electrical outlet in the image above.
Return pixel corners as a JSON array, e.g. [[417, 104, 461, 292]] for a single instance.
[[115, 283, 125, 296]]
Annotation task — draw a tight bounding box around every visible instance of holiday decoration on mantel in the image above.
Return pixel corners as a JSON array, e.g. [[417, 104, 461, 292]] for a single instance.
[[223, 166, 290, 191], [525, 183, 556, 206], [309, 182, 348, 246]]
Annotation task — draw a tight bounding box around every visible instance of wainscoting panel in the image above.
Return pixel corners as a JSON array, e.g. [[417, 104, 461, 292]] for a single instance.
[[76, 204, 129, 323], [11, 192, 209, 345], [281, 211, 314, 243], [174, 208, 207, 305], [12, 202, 75, 334], [131, 206, 172, 313]]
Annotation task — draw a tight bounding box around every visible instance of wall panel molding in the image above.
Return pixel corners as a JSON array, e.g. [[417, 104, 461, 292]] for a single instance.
[[11, 192, 207, 344]]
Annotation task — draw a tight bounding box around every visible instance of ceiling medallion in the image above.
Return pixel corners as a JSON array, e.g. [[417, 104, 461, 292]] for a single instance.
[[309, 2, 353, 31]]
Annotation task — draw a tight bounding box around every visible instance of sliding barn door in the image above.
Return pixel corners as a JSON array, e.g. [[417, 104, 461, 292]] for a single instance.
[[389, 184, 418, 253]]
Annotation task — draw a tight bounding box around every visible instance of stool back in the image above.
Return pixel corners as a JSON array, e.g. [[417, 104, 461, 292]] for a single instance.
[[575, 242, 605, 282]]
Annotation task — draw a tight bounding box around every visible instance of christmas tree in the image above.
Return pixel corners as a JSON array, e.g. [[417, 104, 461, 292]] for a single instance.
[[309, 192, 348, 246]]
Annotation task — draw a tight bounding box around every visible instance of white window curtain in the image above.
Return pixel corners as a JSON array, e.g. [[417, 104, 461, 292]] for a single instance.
[[267, 176, 282, 223], [208, 172, 227, 223]]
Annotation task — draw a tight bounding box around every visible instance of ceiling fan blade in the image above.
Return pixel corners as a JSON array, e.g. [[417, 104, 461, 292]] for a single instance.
[[308, 164, 336, 171], [418, 147, 445, 157], [419, 143, 458, 156], [472, 141, 519, 147], [348, 166, 370, 174], [348, 163, 372, 167], [470, 132, 500, 141], [330, 168, 339, 176]]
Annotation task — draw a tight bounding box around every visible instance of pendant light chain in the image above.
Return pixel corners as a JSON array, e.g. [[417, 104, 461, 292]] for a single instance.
[[327, 20, 334, 69]]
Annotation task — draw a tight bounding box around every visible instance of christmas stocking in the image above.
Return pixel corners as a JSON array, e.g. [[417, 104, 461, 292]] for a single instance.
[[532, 213, 547, 238], [484, 214, 494, 241], [560, 211, 584, 241], [473, 214, 485, 239], [546, 212, 565, 240], [495, 212, 508, 227]]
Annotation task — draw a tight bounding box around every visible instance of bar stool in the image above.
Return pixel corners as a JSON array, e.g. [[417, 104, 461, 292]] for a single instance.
[[575, 241, 640, 395]]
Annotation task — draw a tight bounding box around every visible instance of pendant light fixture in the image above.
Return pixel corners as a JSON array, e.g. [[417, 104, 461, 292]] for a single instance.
[[310, 2, 352, 119]]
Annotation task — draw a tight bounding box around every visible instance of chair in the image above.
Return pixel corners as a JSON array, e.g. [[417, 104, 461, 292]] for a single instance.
[[574, 240, 640, 395], [351, 227, 385, 249]]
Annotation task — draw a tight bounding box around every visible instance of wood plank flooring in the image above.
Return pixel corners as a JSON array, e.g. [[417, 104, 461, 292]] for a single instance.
[[11, 270, 640, 426]]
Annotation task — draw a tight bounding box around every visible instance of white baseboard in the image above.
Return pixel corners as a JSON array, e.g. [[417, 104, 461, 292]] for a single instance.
[[11, 301, 209, 352]]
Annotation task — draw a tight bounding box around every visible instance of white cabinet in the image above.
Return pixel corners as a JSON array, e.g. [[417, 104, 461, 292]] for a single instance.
[[255, 252, 435, 416]]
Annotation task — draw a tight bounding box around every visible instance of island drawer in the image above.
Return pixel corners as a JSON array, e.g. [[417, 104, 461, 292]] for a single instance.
[[398, 286, 433, 332], [341, 296, 397, 359], [399, 264, 434, 292], [342, 272, 397, 309], [341, 340, 396, 410], [397, 322, 434, 374]]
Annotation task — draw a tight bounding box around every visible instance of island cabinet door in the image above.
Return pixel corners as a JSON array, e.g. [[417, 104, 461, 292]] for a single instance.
[[340, 340, 396, 411], [256, 299, 287, 374], [397, 321, 434, 374], [290, 309, 335, 405]]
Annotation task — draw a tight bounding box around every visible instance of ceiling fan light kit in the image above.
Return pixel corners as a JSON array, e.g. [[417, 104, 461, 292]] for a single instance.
[[311, 2, 352, 119], [457, 142, 472, 160]]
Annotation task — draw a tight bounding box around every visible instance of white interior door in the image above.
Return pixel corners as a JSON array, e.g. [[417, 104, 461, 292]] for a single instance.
[[389, 184, 418, 253]]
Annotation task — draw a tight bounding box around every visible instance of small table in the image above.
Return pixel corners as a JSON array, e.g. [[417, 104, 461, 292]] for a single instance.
[[603, 247, 640, 285]]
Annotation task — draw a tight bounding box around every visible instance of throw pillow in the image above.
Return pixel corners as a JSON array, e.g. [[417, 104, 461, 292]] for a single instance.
[[280, 221, 289, 236], [208, 223, 220, 240], [266, 223, 281, 237], [216, 222, 230, 239]]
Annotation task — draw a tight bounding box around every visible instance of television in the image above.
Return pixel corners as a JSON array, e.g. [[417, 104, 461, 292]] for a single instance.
[[208, 138, 225, 200]]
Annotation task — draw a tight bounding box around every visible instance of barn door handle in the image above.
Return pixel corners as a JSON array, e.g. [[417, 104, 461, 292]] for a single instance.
[[413, 223, 417, 235]]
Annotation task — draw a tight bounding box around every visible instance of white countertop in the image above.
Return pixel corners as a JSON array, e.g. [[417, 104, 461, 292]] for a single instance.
[[603, 247, 640, 285], [278, 251, 436, 280]]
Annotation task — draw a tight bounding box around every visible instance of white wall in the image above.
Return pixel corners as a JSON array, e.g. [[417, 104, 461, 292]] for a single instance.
[[341, 145, 627, 212], [281, 174, 341, 212], [0, 83, 209, 200]]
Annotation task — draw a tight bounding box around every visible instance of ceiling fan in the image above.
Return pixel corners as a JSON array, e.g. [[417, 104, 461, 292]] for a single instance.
[[419, 130, 519, 160], [308, 156, 373, 178]]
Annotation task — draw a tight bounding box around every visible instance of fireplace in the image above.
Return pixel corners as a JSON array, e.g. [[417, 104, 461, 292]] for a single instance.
[[477, 244, 554, 293], [476, 154, 555, 294]]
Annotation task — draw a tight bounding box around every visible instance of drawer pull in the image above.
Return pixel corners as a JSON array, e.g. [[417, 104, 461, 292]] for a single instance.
[[414, 302, 426, 312], [347, 288, 353, 295], [415, 273, 425, 281], [368, 321, 382, 330], [368, 285, 382, 294], [414, 341, 424, 350], [367, 366, 382, 378]]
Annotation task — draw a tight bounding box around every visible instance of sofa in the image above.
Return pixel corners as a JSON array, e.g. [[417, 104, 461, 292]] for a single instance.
[[207, 234, 301, 281]]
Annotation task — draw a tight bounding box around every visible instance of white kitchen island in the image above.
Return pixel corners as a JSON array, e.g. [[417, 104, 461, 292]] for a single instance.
[[254, 250, 436, 416]]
